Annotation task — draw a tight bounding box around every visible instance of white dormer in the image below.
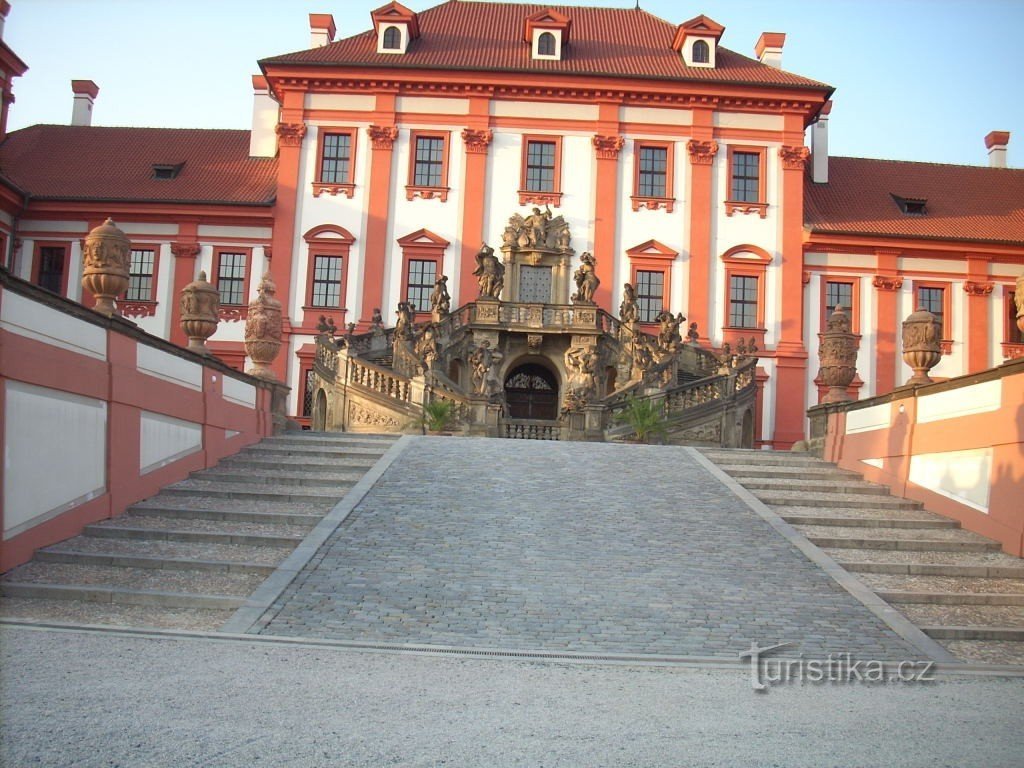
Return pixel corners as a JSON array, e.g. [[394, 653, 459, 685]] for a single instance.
[[524, 9, 571, 62], [371, 1, 419, 56], [672, 14, 725, 69]]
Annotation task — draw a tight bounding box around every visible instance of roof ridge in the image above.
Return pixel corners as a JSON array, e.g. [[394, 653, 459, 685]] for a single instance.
[[15, 124, 252, 134], [831, 155, 1022, 172]]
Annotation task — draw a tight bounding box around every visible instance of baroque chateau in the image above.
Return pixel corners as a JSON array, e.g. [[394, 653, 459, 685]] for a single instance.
[[1, 0, 1022, 447]]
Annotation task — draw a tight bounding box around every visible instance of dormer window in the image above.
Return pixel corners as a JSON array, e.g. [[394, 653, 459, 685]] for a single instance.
[[371, 1, 419, 55], [892, 194, 927, 215], [524, 8, 571, 61], [152, 162, 183, 180], [672, 14, 725, 69], [382, 25, 401, 50]]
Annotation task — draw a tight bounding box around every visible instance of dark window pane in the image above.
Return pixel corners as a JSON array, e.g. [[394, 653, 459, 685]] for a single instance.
[[311, 255, 343, 307], [917, 287, 945, 333], [728, 275, 759, 328], [302, 368, 316, 417], [126, 249, 155, 301], [37, 247, 66, 294], [635, 270, 664, 323], [825, 281, 853, 316], [692, 39, 710, 64], [538, 32, 556, 56], [320, 133, 352, 184], [413, 136, 445, 187], [383, 26, 401, 49], [731, 151, 760, 203], [525, 140, 556, 192], [406, 259, 436, 313], [217, 252, 247, 306], [638, 146, 667, 198]]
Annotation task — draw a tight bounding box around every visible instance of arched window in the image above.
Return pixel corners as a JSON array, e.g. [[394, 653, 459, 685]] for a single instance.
[[382, 26, 401, 50], [537, 31, 556, 56], [692, 39, 710, 64]]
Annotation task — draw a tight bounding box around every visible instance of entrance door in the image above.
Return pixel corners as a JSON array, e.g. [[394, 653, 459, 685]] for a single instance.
[[504, 364, 558, 420], [518, 265, 552, 303]]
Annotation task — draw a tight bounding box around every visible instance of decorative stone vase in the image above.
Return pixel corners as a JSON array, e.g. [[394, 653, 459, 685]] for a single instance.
[[244, 273, 283, 380], [179, 270, 219, 355], [901, 307, 942, 385], [1016, 271, 1024, 335], [81, 217, 130, 317], [817, 306, 859, 403]]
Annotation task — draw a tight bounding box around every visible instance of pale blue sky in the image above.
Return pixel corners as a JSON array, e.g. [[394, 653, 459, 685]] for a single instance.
[[5, 0, 1023, 167]]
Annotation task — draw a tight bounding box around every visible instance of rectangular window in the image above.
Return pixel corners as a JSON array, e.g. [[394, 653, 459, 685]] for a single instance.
[[302, 368, 316, 418], [728, 275, 759, 328], [1008, 291, 1024, 344], [824, 281, 853, 316], [217, 251, 247, 306], [413, 136, 444, 187], [525, 140, 556, 192], [310, 255, 343, 308], [319, 132, 352, 184], [406, 259, 437, 314], [637, 146, 668, 198], [36, 246, 66, 294], [635, 270, 664, 323], [126, 248, 156, 301], [730, 151, 761, 203], [917, 285, 946, 334]]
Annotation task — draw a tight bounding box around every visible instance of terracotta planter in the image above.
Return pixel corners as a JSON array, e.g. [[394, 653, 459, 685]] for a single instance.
[[81, 218, 130, 317], [244, 273, 283, 381], [179, 270, 219, 355], [818, 306, 859, 403], [902, 307, 942, 385]]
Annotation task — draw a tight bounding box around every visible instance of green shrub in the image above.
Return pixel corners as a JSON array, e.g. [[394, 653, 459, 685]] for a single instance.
[[422, 399, 456, 433], [614, 396, 666, 444]]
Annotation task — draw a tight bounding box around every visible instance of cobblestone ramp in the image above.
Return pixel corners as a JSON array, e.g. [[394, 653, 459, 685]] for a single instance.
[[702, 448, 1024, 666], [0, 433, 397, 631], [255, 438, 921, 661]]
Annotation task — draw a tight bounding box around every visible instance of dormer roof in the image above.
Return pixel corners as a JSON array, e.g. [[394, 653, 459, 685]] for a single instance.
[[671, 14, 725, 52], [523, 8, 572, 44], [370, 1, 420, 40]]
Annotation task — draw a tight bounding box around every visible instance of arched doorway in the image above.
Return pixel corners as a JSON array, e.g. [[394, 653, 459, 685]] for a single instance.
[[504, 363, 559, 420], [312, 389, 327, 431]]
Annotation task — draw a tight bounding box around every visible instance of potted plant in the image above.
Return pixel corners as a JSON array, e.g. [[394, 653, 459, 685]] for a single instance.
[[422, 399, 457, 435], [614, 396, 667, 444]]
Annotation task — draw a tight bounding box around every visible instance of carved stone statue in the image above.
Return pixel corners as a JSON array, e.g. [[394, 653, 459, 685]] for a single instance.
[[572, 252, 600, 305], [632, 336, 654, 377], [393, 300, 415, 341], [818, 306, 859, 403], [656, 310, 685, 350], [429, 274, 451, 322], [316, 315, 337, 341], [244, 273, 283, 380], [565, 345, 599, 402], [1016, 271, 1024, 335], [469, 339, 503, 396], [902, 307, 942, 385], [619, 283, 639, 325], [502, 208, 572, 253], [82, 218, 131, 317], [370, 307, 384, 329], [473, 243, 505, 299], [686, 322, 700, 344], [414, 322, 440, 374], [180, 270, 219, 355]]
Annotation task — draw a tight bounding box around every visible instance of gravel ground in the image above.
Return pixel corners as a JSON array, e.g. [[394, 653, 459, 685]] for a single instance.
[[898, 604, 1024, 627], [2, 562, 264, 595], [823, 549, 1024, 567], [0, 600, 232, 630], [2, 626, 1022, 768], [43, 536, 290, 564], [796, 525, 994, 543], [944, 640, 1024, 665], [858, 574, 1024, 594]]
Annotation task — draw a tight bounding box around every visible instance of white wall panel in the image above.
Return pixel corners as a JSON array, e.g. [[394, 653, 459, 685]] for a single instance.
[[197, 225, 272, 240], [136, 344, 203, 390], [222, 375, 257, 408], [917, 380, 1001, 423], [396, 96, 469, 115], [845, 403, 891, 434], [0, 290, 107, 360], [713, 112, 784, 131], [139, 410, 202, 474], [909, 448, 992, 513], [305, 93, 375, 112], [620, 106, 692, 126], [3, 381, 107, 538], [20, 220, 89, 232], [491, 101, 598, 122]]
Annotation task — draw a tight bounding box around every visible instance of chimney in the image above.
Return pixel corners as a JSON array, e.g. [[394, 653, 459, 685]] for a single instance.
[[811, 100, 832, 184], [71, 80, 98, 126], [309, 13, 336, 48], [249, 75, 278, 158], [0, 1, 11, 40], [985, 130, 1010, 168], [755, 32, 785, 69]]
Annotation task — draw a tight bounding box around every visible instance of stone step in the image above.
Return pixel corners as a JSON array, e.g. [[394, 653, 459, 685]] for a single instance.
[[126, 504, 322, 526], [772, 506, 946, 523], [754, 490, 922, 510], [0, 597, 234, 632], [715, 465, 857, 479], [898, 602, 1024, 628], [858, 572, 1024, 594], [876, 590, 1024, 606], [738, 478, 892, 496], [923, 626, 1024, 641], [191, 468, 364, 487], [795, 524, 990, 544], [40, 535, 288, 566], [83, 524, 301, 548], [263, 434, 396, 449], [823, 549, 1024, 568], [97, 513, 312, 538], [219, 455, 379, 472], [243, 444, 389, 459], [0, 582, 246, 610], [131, 495, 335, 515], [840, 561, 1024, 579], [780, 514, 957, 530], [2, 561, 262, 596], [808, 536, 1001, 552], [34, 549, 277, 575], [161, 479, 347, 503], [700, 449, 829, 465]]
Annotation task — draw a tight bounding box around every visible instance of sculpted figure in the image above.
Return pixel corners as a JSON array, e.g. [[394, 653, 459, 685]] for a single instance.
[[414, 323, 440, 373], [370, 308, 384, 329], [686, 322, 700, 344], [473, 243, 505, 299], [566, 345, 599, 399], [469, 339, 503, 395], [524, 205, 553, 248], [394, 300, 415, 341], [572, 252, 600, 304], [619, 282, 639, 325], [656, 310, 685, 349], [430, 274, 451, 319]]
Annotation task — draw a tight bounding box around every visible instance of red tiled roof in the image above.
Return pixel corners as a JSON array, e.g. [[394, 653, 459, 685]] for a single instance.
[[262, 1, 831, 91], [0, 125, 277, 205], [804, 157, 1024, 247]]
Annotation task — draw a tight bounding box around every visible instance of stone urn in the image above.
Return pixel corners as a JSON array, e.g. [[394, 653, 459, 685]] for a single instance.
[[1016, 271, 1024, 336], [901, 307, 942, 385], [244, 273, 283, 380], [81, 217, 130, 317], [817, 306, 859, 403], [179, 270, 219, 355]]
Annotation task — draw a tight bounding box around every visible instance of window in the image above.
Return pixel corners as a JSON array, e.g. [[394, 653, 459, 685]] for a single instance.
[[310, 255, 343, 308], [216, 250, 248, 306], [692, 39, 710, 64], [152, 163, 183, 180], [892, 194, 927, 215], [731, 151, 760, 202], [913, 280, 952, 351], [319, 132, 352, 184], [406, 131, 450, 201], [537, 31, 555, 56], [382, 25, 401, 50], [33, 245, 67, 295], [729, 275, 759, 328], [820, 277, 860, 333], [824, 280, 853, 316], [519, 136, 562, 206], [126, 248, 156, 302], [406, 259, 437, 314], [635, 270, 664, 323], [302, 368, 316, 418], [632, 142, 675, 211]]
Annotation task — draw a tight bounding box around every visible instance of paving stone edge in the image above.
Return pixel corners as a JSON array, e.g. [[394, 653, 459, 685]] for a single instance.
[[686, 448, 961, 664], [219, 435, 414, 635]]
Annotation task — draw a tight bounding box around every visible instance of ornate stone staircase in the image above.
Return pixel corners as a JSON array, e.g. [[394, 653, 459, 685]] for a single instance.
[[0, 432, 396, 631], [701, 448, 1024, 665]]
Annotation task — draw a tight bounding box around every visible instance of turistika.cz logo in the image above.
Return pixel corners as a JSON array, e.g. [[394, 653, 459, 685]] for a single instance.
[[739, 641, 936, 692]]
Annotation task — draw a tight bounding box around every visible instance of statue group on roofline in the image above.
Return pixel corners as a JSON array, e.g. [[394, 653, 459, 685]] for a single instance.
[[502, 205, 573, 253]]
